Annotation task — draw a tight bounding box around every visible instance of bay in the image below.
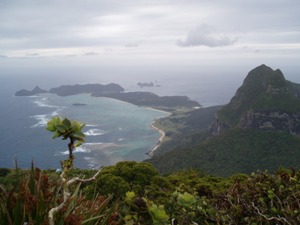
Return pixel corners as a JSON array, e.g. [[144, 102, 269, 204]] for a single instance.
[[0, 67, 244, 169], [0, 89, 168, 169]]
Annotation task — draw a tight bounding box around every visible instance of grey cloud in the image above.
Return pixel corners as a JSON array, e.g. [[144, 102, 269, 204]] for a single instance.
[[177, 24, 236, 47], [26, 53, 39, 57], [0, 0, 299, 55], [0, 1, 132, 44], [63, 54, 77, 58], [125, 43, 139, 48], [84, 52, 99, 56], [125, 40, 144, 48]]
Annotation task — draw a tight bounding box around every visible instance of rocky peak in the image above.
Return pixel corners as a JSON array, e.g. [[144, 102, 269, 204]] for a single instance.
[[210, 65, 300, 135]]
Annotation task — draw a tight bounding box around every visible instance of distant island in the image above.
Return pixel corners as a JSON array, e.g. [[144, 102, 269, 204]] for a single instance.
[[15, 83, 124, 97], [49, 83, 124, 96], [137, 81, 161, 88], [15, 86, 47, 96], [15, 83, 200, 111], [92, 91, 200, 111]]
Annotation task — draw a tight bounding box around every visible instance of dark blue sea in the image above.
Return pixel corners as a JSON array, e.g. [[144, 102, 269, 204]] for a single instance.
[[0, 84, 172, 169], [2, 65, 283, 169]]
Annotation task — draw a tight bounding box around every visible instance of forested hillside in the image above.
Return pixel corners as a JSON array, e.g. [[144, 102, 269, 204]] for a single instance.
[[148, 129, 300, 176], [147, 65, 300, 176]]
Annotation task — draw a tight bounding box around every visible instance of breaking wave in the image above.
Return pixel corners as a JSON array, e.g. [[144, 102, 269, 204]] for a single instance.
[[30, 114, 49, 128], [30, 110, 60, 128], [33, 99, 59, 108], [84, 129, 105, 136], [56, 142, 104, 156]]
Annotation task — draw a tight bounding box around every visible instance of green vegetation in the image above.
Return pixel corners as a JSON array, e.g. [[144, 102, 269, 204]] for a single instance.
[[93, 91, 201, 112], [148, 128, 300, 176], [1, 115, 300, 224], [148, 65, 300, 177], [6, 65, 300, 224], [45, 117, 113, 225], [87, 161, 159, 199], [0, 164, 114, 225], [1, 163, 300, 224], [151, 105, 221, 156], [46, 116, 86, 169]]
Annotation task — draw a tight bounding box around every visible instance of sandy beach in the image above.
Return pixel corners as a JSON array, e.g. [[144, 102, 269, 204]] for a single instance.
[[146, 108, 170, 157], [146, 106, 172, 115], [148, 122, 166, 157]]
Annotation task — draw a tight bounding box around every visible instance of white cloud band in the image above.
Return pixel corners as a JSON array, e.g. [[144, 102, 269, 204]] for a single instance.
[[177, 24, 236, 47]]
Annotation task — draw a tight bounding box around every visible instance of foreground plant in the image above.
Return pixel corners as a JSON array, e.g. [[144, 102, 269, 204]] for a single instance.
[[46, 116, 86, 169], [0, 163, 55, 225], [46, 116, 109, 225], [0, 164, 114, 225]]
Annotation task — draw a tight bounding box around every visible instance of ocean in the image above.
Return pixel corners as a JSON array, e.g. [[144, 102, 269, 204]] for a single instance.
[[0, 85, 171, 169], [2, 65, 298, 169]]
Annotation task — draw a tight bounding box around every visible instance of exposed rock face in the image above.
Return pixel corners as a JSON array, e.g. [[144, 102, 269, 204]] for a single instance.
[[209, 119, 221, 136], [239, 110, 300, 134]]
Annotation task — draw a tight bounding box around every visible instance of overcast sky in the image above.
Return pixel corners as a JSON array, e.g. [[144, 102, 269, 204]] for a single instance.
[[0, 0, 299, 83]]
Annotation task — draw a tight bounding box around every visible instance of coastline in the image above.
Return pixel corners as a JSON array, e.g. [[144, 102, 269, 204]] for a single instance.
[[92, 95, 171, 158], [27, 92, 173, 159], [148, 122, 166, 157], [145, 106, 172, 115], [100, 98, 171, 158]]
